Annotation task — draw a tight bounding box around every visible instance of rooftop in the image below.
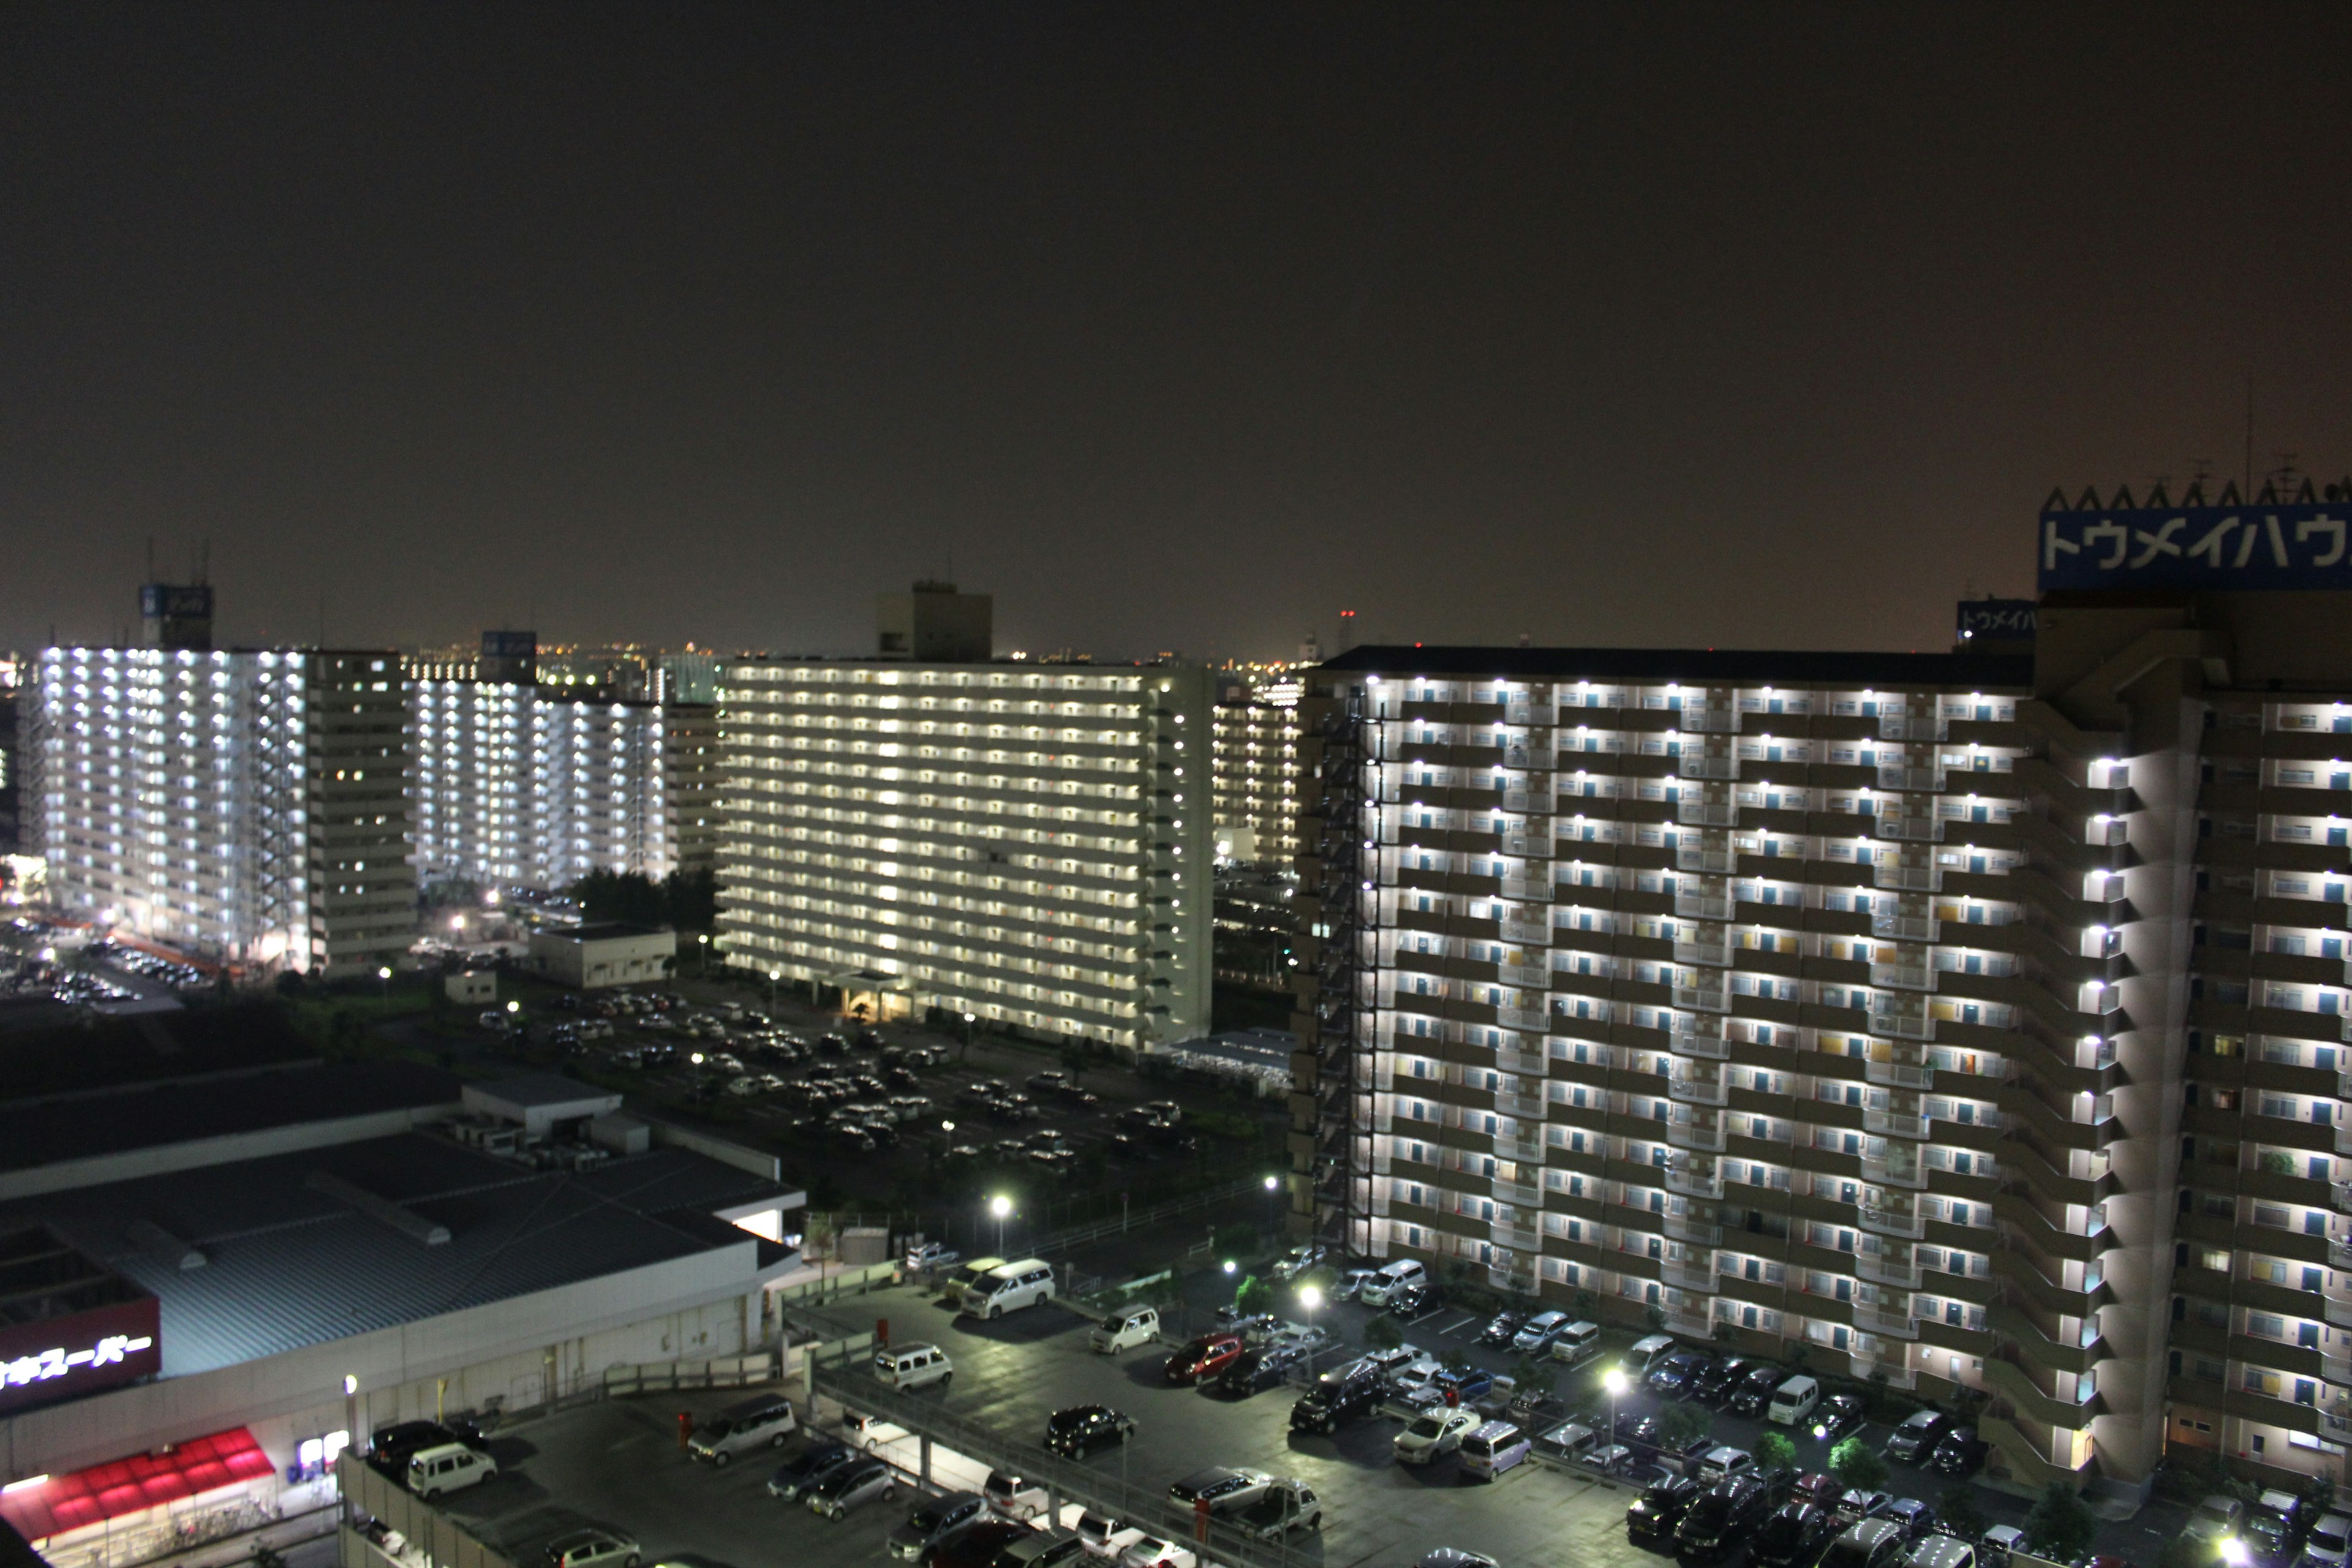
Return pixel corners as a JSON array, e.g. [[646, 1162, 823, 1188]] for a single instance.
[[1316, 644, 2035, 688], [553, 922, 672, 943], [464, 1072, 618, 1112], [0, 1131, 795, 1377]]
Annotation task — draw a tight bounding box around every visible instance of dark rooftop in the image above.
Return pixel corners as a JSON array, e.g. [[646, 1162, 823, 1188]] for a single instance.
[[553, 922, 672, 942], [1316, 643, 2035, 688], [0, 1002, 314, 1105]]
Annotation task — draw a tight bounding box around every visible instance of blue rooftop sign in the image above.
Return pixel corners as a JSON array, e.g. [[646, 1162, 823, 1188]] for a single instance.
[[2041, 502, 2352, 592]]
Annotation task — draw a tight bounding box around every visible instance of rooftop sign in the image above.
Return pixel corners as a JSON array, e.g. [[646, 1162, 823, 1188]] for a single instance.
[[2041, 501, 2351, 592]]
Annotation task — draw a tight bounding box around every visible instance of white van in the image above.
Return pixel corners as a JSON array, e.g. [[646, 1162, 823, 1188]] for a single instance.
[[1459, 1421, 1532, 1481], [874, 1341, 954, 1390], [1766, 1374, 1822, 1426], [1547, 1321, 1604, 1366], [407, 1442, 497, 1498], [1624, 1334, 1678, 1374], [943, 1256, 1007, 1308], [962, 1257, 1055, 1319], [687, 1393, 799, 1464], [1091, 1305, 1160, 1353], [1357, 1259, 1427, 1307]]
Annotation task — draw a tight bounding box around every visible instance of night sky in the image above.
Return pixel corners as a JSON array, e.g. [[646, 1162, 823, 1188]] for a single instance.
[[4, 4, 2348, 662]]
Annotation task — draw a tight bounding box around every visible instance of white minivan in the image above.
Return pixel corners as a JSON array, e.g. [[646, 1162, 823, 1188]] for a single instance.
[[1090, 1305, 1159, 1353], [1766, 1374, 1822, 1426], [1547, 1321, 1604, 1367], [407, 1442, 497, 1498], [962, 1258, 1056, 1319], [874, 1341, 954, 1391], [1357, 1259, 1426, 1307]]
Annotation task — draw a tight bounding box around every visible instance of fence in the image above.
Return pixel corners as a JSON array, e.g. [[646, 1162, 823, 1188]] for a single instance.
[[335, 1456, 516, 1568], [1024, 1175, 1266, 1259], [769, 1259, 903, 1306], [603, 1351, 779, 1397], [801, 1343, 1322, 1568], [30, 1494, 339, 1568]]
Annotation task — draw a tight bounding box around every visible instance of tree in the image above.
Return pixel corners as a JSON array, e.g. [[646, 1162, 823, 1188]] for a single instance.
[[1572, 1288, 1599, 1320], [2021, 1483, 2096, 1565], [1657, 1401, 1712, 1450], [1937, 1487, 1989, 1542], [1828, 1436, 1890, 1491], [571, 870, 666, 927], [1754, 1431, 1797, 1474], [1509, 1355, 1557, 1401], [1234, 1274, 1272, 1317], [1363, 1314, 1403, 1352]]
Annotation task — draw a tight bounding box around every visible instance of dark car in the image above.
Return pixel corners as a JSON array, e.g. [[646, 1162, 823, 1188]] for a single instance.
[[1929, 1428, 1988, 1477], [1627, 1472, 1705, 1540], [888, 1493, 990, 1564], [1883, 1411, 1951, 1464], [1648, 1350, 1710, 1398], [1478, 1312, 1525, 1348], [1752, 1502, 1840, 1568], [1790, 1473, 1843, 1512], [369, 1421, 473, 1468], [1678, 1476, 1776, 1561], [1214, 1344, 1305, 1396], [767, 1443, 858, 1501], [1389, 1280, 1439, 1316], [1692, 1356, 1754, 1404], [1164, 1335, 1244, 1384], [1617, 1412, 1662, 1447], [1728, 1363, 1787, 1418], [932, 1523, 1032, 1568], [1811, 1393, 1868, 1442], [1166, 1468, 1270, 1515], [1291, 1372, 1384, 1434], [1043, 1405, 1135, 1458], [1882, 1499, 1935, 1541]]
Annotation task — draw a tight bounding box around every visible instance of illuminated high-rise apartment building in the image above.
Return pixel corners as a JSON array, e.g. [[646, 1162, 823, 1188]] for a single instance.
[[1286, 480, 2352, 1498], [28, 589, 412, 976], [1212, 668, 1305, 868], [715, 588, 1213, 1050]]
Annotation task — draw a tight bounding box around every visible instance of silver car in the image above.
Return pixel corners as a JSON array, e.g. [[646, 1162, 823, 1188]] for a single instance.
[[888, 1492, 987, 1562]]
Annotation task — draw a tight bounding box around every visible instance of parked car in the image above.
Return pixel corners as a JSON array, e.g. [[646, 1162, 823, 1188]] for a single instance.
[[1213, 1344, 1305, 1396], [934, 1523, 1034, 1568], [1076, 1512, 1142, 1561], [888, 1493, 989, 1564], [1165, 1468, 1271, 1517], [1627, 1471, 1705, 1540], [1533, 1420, 1601, 1468], [1290, 1370, 1385, 1434], [1164, 1335, 1244, 1384], [1883, 1411, 1951, 1464], [2302, 1513, 2352, 1568], [1728, 1363, 1787, 1418], [1811, 1393, 1868, 1442], [1882, 1498, 1935, 1540], [688, 1393, 799, 1465], [1904, 1539, 1977, 1568], [982, 1471, 1050, 1523], [1768, 1375, 1823, 1426], [1692, 1356, 1755, 1404], [1929, 1428, 1988, 1477], [1458, 1421, 1532, 1482], [1624, 1334, 1680, 1375], [2186, 1496, 2248, 1547], [1091, 1306, 1159, 1354], [1834, 1491, 1894, 1529], [1678, 1476, 1776, 1561], [1752, 1501, 1841, 1568], [1388, 1280, 1439, 1316], [545, 1528, 639, 1568], [2249, 1490, 2310, 1567], [1234, 1478, 1322, 1540], [1116, 1539, 1196, 1568], [1648, 1349, 1711, 1398], [995, 1528, 1089, 1568], [1044, 1405, 1136, 1458], [1512, 1311, 1571, 1354], [1334, 1268, 1380, 1301], [1270, 1243, 1327, 1280], [767, 1443, 857, 1501], [1478, 1312, 1525, 1347], [1394, 1408, 1481, 1465], [407, 1444, 497, 1498], [1697, 1447, 1755, 1485], [807, 1458, 896, 1518], [1822, 1521, 1911, 1568], [875, 1342, 955, 1392]]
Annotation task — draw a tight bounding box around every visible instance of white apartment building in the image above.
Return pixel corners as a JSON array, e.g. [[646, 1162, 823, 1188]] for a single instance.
[[1212, 669, 1304, 868], [715, 660, 1214, 1052], [409, 682, 697, 892], [28, 645, 412, 977]]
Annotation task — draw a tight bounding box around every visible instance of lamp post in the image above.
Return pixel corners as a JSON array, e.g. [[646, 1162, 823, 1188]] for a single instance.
[[1604, 1367, 1629, 1468], [769, 969, 779, 1013], [698, 933, 709, 976], [962, 1011, 977, 1063], [989, 1194, 1011, 1256], [377, 966, 391, 1016], [1263, 1174, 1280, 1237], [1298, 1284, 1323, 1362]]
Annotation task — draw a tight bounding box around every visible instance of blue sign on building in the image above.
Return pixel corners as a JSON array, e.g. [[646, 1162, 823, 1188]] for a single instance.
[[1957, 600, 2036, 641], [2041, 502, 2352, 592]]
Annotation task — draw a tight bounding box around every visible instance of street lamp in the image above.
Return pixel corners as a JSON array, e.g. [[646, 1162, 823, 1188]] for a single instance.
[[1603, 1366, 1629, 1461], [377, 965, 391, 1016], [2223, 1543, 2250, 1568], [698, 933, 709, 976], [1263, 1173, 1280, 1237], [1298, 1284, 1323, 1353], [769, 968, 779, 1012], [989, 1194, 1012, 1255]]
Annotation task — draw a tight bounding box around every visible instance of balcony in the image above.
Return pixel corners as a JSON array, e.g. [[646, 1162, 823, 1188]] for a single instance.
[[1665, 1165, 1724, 1199], [1856, 1253, 1923, 1289], [1849, 1357, 1920, 1390], [1671, 1024, 1730, 1060], [1852, 1304, 1920, 1340], [1872, 913, 1939, 941], [1865, 1110, 1931, 1140], [1500, 877, 1551, 903], [1499, 917, 1550, 945], [1879, 766, 1947, 793], [1679, 755, 1739, 780], [1863, 1058, 1935, 1090], [1496, 1046, 1547, 1076], [1499, 1005, 1550, 1031], [1664, 1259, 1717, 1291], [1681, 709, 1740, 734], [1504, 832, 1551, 858], [1668, 1119, 1728, 1152], [1859, 1203, 1928, 1239], [1678, 799, 1739, 827], [1496, 1180, 1541, 1207], [1675, 891, 1733, 920], [1861, 1155, 1929, 1191], [1675, 940, 1732, 968], [1877, 714, 1943, 742], [2335, 1126, 2352, 1159], [1493, 1223, 1539, 1252], [1498, 962, 1549, 987], [1872, 1008, 1936, 1042], [2327, 1297, 2352, 1331], [1874, 864, 1943, 893], [1669, 1075, 1729, 1107], [2334, 1182, 2352, 1217], [1870, 963, 1936, 992], [1675, 984, 1731, 1014], [1499, 1133, 1544, 1163], [1665, 1213, 1722, 1246], [1498, 1091, 1545, 1118], [1874, 816, 1946, 843], [1677, 847, 1736, 874]]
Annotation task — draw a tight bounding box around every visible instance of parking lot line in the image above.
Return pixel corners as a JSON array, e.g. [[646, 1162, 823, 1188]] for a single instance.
[[1433, 1314, 1477, 1336]]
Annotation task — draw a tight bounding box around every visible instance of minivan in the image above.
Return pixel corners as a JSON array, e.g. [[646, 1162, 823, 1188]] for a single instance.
[[1091, 1305, 1159, 1354], [1458, 1421, 1532, 1481], [1766, 1375, 1822, 1426], [688, 1393, 799, 1464], [962, 1258, 1055, 1319], [1624, 1334, 1678, 1374], [1357, 1259, 1427, 1307], [1548, 1321, 1604, 1367], [943, 1256, 1008, 1308], [875, 1341, 954, 1391], [407, 1442, 498, 1498]]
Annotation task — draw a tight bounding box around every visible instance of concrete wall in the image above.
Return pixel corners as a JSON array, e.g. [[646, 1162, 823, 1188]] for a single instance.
[[0, 1104, 456, 1202]]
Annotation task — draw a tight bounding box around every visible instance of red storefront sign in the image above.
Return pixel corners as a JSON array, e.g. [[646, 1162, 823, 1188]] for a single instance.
[[0, 1297, 162, 1415]]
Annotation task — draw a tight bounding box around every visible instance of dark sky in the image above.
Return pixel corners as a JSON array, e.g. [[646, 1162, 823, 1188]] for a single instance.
[[5, 4, 2349, 662]]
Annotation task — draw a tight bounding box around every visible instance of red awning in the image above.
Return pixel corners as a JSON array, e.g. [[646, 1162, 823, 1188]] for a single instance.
[[0, 1428, 274, 1542]]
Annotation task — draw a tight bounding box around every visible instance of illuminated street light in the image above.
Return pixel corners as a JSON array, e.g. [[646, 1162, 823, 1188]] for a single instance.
[[1604, 1366, 1629, 1454], [989, 1194, 1012, 1254]]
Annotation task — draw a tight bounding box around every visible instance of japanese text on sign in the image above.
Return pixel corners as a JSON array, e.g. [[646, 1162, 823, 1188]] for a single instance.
[[2041, 504, 2352, 592], [2, 1335, 154, 1389]]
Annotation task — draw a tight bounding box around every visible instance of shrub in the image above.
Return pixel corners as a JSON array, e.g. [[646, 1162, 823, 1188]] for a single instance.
[[1363, 1315, 1403, 1352], [1754, 1431, 1796, 1473], [1828, 1436, 1890, 1491], [1234, 1274, 1272, 1317], [1937, 1487, 1988, 1541], [2022, 1483, 2095, 1563], [1658, 1401, 1713, 1450]]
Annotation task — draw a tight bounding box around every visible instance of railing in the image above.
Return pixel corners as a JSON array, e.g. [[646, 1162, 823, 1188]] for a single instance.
[[1864, 1059, 1934, 1089], [1675, 892, 1733, 920], [1879, 766, 1946, 792], [1870, 963, 1936, 992], [1674, 985, 1730, 1014], [1496, 1180, 1541, 1207], [1872, 1009, 1936, 1041], [1670, 1022, 1730, 1059], [337, 1458, 515, 1568], [1877, 714, 1940, 741], [1859, 1204, 1927, 1239], [1665, 1213, 1721, 1245], [1860, 1155, 1928, 1191], [1497, 1047, 1547, 1076], [1856, 1253, 1923, 1289], [1493, 1223, 1540, 1251], [2333, 1182, 2352, 1218], [1849, 1357, 1919, 1390], [1681, 709, 1740, 734], [1498, 962, 1549, 987], [1865, 1109, 1931, 1140], [1498, 1092, 1545, 1118], [1874, 864, 1942, 892], [1874, 817, 1945, 843], [1678, 799, 1738, 827], [1852, 1305, 1919, 1340], [1677, 848, 1736, 874], [1679, 755, 1738, 780], [1675, 941, 1732, 968], [1499, 878, 1551, 902], [1499, 918, 1551, 945], [1665, 1166, 1724, 1199], [605, 1352, 780, 1396], [1669, 1076, 1729, 1106], [1498, 1006, 1549, 1030], [1872, 913, 1939, 941], [1668, 1120, 1727, 1152], [1664, 1260, 1716, 1291]]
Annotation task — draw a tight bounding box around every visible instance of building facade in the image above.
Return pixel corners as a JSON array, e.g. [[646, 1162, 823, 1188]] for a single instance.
[[28, 645, 412, 977], [1284, 598, 2352, 1502], [1212, 672, 1305, 868], [715, 659, 1215, 1051]]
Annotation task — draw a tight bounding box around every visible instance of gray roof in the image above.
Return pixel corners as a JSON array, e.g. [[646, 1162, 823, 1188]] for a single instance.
[[466, 1072, 615, 1110], [0, 1132, 796, 1376]]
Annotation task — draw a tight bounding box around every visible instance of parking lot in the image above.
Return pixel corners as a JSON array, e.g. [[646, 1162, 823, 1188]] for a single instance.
[[383, 1281, 2186, 1568]]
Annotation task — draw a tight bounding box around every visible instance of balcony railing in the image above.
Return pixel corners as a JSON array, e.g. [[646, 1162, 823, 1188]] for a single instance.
[[1665, 1166, 1724, 1199], [1856, 1253, 1923, 1289], [1677, 847, 1736, 874], [1664, 1213, 1721, 1246], [1493, 1223, 1540, 1252], [1496, 1047, 1547, 1077], [1859, 1204, 1928, 1239], [1504, 833, 1551, 858], [1501, 790, 1553, 815], [1861, 1155, 1929, 1191], [1872, 913, 1939, 941], [2334, 1182, 2352, 1218], [1870, 963, 1937, 992], [1679, 755, 1739, 780], [1498, 1091, 1545, 1118], [1496, 1180, 1541, 1207], [1877, 715, 1943, 742], [1872, 1008, 1936, 1041], [1498, 962, 1549, 987], [1874, 864, 1943, 892], [1670, 1023, 1730, 1060], [1668, 1120, 1728, 1152], [1849, 1357, 1919, 1389], [1675, 984, 1730, 1014], [1669, 1076, 1729, 1107], [2327, 1297, 2352, 1331], [1664, 1260, 1717, 1291], [1675, 941, 1732, 968], [1865, 1110, 1931, 1140], [1864, 1059, 1935, 1090], [1499, 918, 1550, 945], [1498, 1006, 1549, 1030], [1499, 877, 1551, 903], [1852, 1305, 1920, 1340], [1875, 816, 1945, 843], [1675, 891, 1732, 920], [1680, 709, 1739, 734], [1879, 766, 1947, 792], [1678, 799, 1738, 827]]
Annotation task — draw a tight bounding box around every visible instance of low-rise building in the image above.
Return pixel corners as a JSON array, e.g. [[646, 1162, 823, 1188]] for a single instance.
[[528, 922, 676, 989]]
